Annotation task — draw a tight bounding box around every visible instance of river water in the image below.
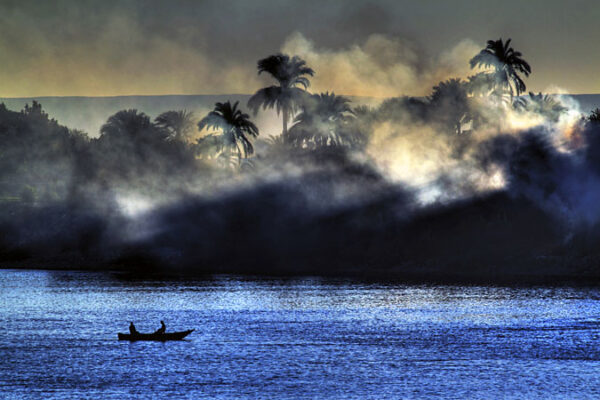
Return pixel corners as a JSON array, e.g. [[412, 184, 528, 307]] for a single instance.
[[1, 269, 600, 399]]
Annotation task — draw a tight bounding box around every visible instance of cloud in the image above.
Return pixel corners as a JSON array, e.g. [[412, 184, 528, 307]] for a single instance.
[[0, 8, 262, 97]]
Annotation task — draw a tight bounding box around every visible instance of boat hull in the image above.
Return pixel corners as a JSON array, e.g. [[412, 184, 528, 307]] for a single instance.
[[118, 329, 194, 341]]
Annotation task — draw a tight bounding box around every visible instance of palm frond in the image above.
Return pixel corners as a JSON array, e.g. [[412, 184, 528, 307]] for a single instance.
[[469, 38, 531, 98], [100, 109, 152, 138], [469, 50, 499, 70], [197, 100, 259, 163], [197, 112, 228, 132], [154, 110, 195, 141], [247, 86, 283, 115]]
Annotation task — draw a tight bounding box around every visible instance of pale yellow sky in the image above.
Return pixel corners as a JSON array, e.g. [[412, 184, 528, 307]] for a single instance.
[[0, 0, 598, 98]]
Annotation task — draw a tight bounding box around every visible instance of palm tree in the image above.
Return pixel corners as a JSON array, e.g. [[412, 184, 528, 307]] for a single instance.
[[197, 101, 259, 162], [377, 96, 429, 122], [264, 134, 287, 152], [469, 38, 531, 99], [515, 92, 567, 122], [288, 92, 355, 148], [100, 109, 154, 140], [247, 54, 314, 140], [98, 109, 172, 181], [195, 133, 226, 159], [428, 78, 471, 134], [588, 108, 600, 124], [465, 72, 496, 97], [154, 110, 195, 141]]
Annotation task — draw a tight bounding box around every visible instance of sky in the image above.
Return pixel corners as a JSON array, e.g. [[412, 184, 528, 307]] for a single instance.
[[0, 0, 598, 98]]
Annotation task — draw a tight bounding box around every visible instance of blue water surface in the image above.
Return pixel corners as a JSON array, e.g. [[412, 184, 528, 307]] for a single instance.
[[1, 269, 600, 399]]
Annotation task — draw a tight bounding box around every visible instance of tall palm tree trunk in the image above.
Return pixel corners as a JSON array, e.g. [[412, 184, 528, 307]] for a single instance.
[[282, 108, 289, 140]]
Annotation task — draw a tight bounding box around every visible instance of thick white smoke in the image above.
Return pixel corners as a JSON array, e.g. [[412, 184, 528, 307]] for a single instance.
[[281, 32, 480, 98]]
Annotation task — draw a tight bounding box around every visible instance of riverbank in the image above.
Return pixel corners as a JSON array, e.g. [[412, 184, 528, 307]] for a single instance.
[[1, 189, 599, 285]]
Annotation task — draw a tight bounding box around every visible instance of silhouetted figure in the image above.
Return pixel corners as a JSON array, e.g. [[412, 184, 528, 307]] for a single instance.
[[155, 320, 166, 334], [129, 322, 138, 335]]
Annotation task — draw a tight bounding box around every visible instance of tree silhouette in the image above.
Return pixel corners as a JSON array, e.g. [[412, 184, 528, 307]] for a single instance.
[[465, 72, 496, 97], [247, 54, 314, 140], [469, 38, 531, 99], [428, 78, 471, 134], [377, 97, 429, 122], [195, 134, 224, 159], [288, 92, 356, 148], [97, 109, 196, 184], [22, 100, 52, 121], [515, 92, 567, 122], [197, 101, 259, 162], [589, 108, 600, 124], [100, 109, 156, 140], [0, 102, 92, 203], [348, 105, 376, 148], [155, 110, 195, 142]]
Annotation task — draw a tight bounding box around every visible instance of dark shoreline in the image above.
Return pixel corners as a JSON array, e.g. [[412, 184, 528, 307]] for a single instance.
[[3, 263, 599, 287], [1, 189, 599, 287]]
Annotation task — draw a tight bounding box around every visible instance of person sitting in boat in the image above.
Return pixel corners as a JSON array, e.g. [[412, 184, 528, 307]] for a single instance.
[[129, 322, 138, 335], [155, 320, 166, 334]]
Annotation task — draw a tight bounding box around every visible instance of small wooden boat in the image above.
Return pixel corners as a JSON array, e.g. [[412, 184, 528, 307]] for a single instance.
[[118, 329, 194, 341]]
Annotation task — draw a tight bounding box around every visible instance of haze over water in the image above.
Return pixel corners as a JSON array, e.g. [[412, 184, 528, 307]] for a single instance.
[[2, 269, 600, 399]]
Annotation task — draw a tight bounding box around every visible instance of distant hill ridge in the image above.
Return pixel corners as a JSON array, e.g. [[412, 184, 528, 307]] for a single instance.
[[0, 93, 597, 137]]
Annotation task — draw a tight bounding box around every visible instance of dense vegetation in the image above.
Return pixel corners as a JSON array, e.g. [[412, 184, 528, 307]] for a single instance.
[[1, 38, 600, 283]]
